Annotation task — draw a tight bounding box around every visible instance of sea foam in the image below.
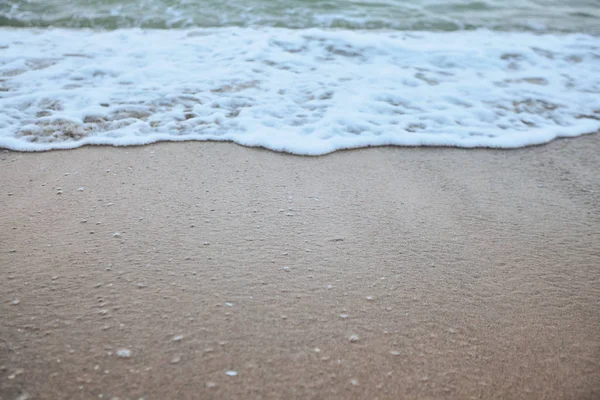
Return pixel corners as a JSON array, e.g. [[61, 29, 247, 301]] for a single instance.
[[0, 28, 599, 154]]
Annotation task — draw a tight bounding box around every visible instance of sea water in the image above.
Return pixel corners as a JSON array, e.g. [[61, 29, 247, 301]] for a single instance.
[[1, 0, 599, 154]]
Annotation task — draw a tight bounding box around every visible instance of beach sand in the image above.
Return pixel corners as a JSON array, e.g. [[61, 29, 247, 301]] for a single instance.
[[1, 136, 599, 399]]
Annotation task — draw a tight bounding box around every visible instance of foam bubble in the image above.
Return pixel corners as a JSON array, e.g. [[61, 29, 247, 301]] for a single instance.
[[0, 28, 599, 155]]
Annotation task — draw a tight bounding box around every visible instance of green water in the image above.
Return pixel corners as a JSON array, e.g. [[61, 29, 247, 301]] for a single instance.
[[1, 0, 599, 33]]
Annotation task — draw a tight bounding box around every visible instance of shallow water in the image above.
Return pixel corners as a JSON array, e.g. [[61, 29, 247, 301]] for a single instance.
[[1, 1, 599, 153], [2, 0, 600, 33]]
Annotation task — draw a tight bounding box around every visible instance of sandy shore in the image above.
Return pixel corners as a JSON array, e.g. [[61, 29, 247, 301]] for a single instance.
[[1, 136, 599, 399]]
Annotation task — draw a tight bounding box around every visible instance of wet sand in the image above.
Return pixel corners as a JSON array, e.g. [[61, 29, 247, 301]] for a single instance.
[[1, 136, 599, 399]]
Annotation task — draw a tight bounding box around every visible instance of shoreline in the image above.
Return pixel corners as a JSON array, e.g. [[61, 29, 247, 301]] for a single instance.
[[1, 129, 598, 156]]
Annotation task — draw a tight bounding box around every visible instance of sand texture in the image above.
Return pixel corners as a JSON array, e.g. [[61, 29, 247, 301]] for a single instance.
[[1, 136, 599, 399]]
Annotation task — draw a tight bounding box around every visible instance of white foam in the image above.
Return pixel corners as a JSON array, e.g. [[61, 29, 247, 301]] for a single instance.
[[0, 27, 598, 155]]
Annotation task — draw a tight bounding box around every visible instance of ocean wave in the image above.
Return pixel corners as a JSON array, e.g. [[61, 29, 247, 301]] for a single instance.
[[1, 28, 599, 154], [1, 0, 599, 34]]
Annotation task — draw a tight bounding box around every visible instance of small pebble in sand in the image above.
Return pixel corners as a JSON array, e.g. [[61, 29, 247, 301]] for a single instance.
[[389, 350, 401, 356], [283, 267, 290, 272], [11, 299, 20, 305], [203, 242, 210, 246], [366, 296, 373, 301], [351, 379, 359, 386], [7, 193, 13, 196], [225, 302, 233, 307], [225, 370, 238, 377], [173, 335, 184, 342], [339, 314, 348, 319], [51, 276, 59, 281], [205, 382, 217, 388], [349, 334, 360, 343], [116, 349, 131, 358], [7, 368, 24, 380], [112, 232, 121, 238], [170, 356, 181, 364], [77, 187, 84, 192], [327, 284, 333, 289]]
